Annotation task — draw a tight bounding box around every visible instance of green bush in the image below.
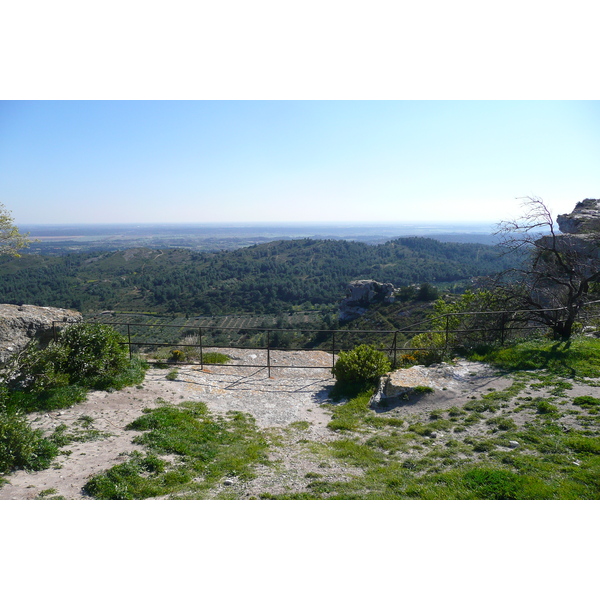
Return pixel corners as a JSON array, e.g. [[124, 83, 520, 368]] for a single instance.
[[408, 332, 449, 365], [0, 410, 59, 473], [169, 349, 185, 362], [51, 323, 132, 389], [332, 344, 391, 386], [7, 323, 146, 394]]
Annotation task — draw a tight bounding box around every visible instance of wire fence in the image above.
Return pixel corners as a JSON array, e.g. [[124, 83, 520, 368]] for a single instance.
[[56, 301, 600, 376]]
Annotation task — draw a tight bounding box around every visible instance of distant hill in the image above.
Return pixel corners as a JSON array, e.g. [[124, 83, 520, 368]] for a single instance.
[[0, 237, 519, 316]]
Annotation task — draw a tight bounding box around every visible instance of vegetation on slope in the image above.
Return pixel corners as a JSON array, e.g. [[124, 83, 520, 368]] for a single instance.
[[0, 237, 518, 315]]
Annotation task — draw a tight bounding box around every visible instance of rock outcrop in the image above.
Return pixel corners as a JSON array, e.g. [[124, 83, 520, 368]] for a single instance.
[[0, 304, 82, 364], [339, 280, 396, 321], [557, 199, 600, 234], [538, 198, 600, 279], [370, 360, 500, 407]]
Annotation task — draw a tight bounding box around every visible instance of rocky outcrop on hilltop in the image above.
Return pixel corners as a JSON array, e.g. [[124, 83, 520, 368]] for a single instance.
[[544, 199, 600, 276], [557, 199, 600, 234], [339, 279, 396, 321], [0, 304, 82, 364]]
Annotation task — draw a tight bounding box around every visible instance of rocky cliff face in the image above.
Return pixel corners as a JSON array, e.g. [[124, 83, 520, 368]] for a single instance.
[[0, 304, 82, 364], [339, 280, 396, 321], [557, 199, 600, 234], [549, 198, 600, 275]]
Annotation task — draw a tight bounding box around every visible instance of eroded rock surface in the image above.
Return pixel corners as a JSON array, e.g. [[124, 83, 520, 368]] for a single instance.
[[0, 304, 82, 363], [557, 199, 600, 234], [371, 360, 505, 407]]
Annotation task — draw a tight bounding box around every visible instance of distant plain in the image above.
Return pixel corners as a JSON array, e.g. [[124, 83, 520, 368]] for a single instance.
[[19, 222, 499, 254]]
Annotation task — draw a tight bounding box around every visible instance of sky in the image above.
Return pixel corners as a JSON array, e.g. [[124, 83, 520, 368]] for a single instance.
[[1, 100, 599, 226]]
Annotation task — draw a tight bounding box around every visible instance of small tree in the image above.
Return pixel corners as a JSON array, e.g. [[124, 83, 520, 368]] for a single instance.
[[493, 196, 600, 340], [0, 203, 30, 257]]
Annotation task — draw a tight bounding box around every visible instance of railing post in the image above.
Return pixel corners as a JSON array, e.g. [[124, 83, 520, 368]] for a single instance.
[[332, 330, 335, 372], [127, 324, 132, 360], [445, 314, 450, 351], [393, 331, 398, 369], [199, 327, 203, 369], [500, 313, 506, 346], [267, 330, 271, 378]]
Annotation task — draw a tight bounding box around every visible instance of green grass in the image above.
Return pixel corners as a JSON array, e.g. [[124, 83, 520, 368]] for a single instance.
[[49, 419, 113, 447], [83, 401, 270, 499], [326, 388, 376, 432], [2, 386, 88, 414], [150, 348, 230, 365], [573, 396, 600, 409], [468, 337, 600, 378]]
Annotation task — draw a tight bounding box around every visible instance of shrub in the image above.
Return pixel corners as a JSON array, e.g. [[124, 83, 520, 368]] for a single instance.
[[6, 323, 146, 394], [52, 323, 132, 389], [0, 410, 59, 473], [169, 349, 185, 362], [408, 332, 449, 365], [332, 344, 391, 387], [202, 352, 230, 365]]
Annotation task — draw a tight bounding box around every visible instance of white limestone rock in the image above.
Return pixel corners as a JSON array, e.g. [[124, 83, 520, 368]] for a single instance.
[[0, 304, 82, 364]]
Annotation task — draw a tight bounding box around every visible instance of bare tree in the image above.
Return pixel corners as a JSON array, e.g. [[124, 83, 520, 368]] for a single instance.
[[492, 196, 600, 340]]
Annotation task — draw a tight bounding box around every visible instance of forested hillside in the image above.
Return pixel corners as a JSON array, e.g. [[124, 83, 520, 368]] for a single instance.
[[0, 237, 518, 315]]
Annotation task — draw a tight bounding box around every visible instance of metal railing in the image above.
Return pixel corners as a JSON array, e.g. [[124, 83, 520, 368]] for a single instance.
[[53, 300, 600, 376]]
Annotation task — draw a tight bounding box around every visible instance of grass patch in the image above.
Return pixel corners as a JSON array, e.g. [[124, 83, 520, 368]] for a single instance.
[[83, 402, 269, 499], [202, 352, 230, 365], [289, 421, 311, 431], [326, 387, 375, 432], [2, 386, 88, 414], [469, 337, 600, 378], [166, 369, 179, 381], [49, 420, 112, 447], [573, 396, 600, 409]]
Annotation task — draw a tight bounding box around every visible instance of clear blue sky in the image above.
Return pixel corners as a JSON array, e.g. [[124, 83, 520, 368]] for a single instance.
[[2, 100, 599, 225]]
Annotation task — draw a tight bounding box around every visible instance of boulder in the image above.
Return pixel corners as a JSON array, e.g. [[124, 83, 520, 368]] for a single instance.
[[380, 365, 439, 398], [0, 304, 82, 364], [339, 279, 395, 321]]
